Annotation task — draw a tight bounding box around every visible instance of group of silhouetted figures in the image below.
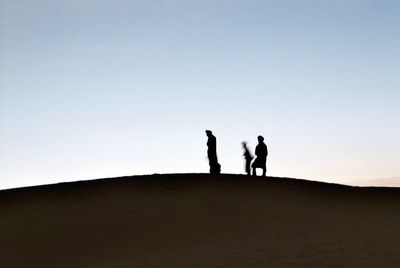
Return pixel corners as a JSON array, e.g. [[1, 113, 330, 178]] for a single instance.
[[205, 130, 268, 176]]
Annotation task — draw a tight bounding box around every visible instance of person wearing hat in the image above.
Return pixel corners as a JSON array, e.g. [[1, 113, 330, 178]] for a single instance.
[[251, 135, 268, 176], [205, 130, 221, 174]]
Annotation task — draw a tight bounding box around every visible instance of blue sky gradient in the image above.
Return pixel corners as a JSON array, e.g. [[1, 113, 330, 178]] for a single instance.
[[1, 0, 399, 189]]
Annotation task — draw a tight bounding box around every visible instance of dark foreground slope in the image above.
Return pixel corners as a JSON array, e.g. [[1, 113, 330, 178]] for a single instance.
[[1, 174, 400, 267]]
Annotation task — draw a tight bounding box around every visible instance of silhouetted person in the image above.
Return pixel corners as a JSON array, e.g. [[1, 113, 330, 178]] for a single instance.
[[252, 135, 268, 176], [205, 130, 221, 174], [242, 142, 253, 175]]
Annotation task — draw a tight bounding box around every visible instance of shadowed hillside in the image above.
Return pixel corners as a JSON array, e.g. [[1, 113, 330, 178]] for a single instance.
[[1, 174, 400, 267]]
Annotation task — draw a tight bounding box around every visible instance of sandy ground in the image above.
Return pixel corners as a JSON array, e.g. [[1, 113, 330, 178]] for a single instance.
[[1, 174, 400, 267]]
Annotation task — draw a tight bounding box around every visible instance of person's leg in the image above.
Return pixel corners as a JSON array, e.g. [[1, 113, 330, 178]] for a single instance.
[[208, 154, 218, 172], [262, 168, 266, 177], [210, 161, 217, 174], [252, 168, 257, 176], [216, 163, 221, 174]]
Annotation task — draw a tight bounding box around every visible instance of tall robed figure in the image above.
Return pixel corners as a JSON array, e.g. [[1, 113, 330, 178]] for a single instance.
[[205, 130, 221, 175], [252, 135, 268, 176]]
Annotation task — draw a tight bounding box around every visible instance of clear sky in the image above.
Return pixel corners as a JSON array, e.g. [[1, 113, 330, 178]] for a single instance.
[[1, 0, 399, 189]]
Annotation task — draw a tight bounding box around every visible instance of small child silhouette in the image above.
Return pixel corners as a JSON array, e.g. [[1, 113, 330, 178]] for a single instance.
[[242, 142, 253, 175]]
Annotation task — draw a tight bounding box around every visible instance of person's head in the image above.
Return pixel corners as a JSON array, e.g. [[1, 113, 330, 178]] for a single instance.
[[257, 135, 264, 142], [205, 130, 212, 137], [242, 141, 247, 148]]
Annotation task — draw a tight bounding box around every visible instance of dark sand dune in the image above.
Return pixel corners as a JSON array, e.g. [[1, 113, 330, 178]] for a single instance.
[[2, 174, 400, 267]]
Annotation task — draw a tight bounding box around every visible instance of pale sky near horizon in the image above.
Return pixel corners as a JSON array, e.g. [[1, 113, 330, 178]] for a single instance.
[[1, 0, 399, 189]]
